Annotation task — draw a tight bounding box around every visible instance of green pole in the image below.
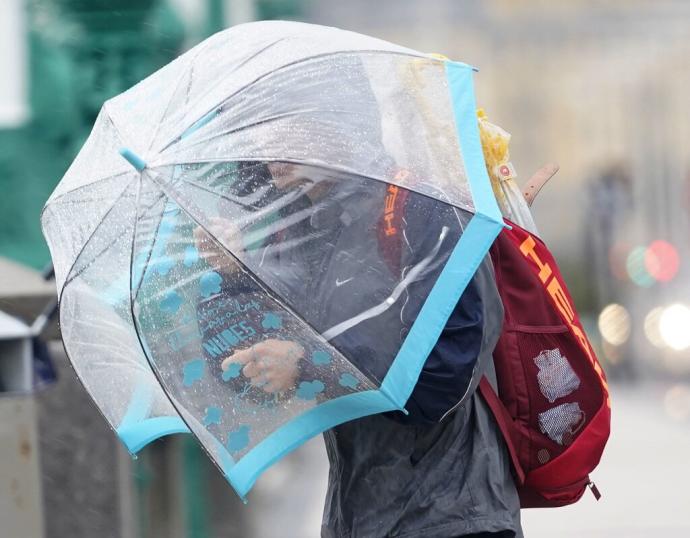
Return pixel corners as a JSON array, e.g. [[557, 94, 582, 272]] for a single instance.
[[182, 438, 211, 538], [206, 0, 225, 35]]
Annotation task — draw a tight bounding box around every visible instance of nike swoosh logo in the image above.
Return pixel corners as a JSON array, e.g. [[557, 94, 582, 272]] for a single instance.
[[335, 277, 354, 287]]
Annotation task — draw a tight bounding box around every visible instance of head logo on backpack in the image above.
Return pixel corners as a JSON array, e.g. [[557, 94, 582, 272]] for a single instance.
[[480, 219, 611, 507]]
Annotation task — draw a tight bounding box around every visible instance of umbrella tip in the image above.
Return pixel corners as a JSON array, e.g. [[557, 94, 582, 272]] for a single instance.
[[118, 147, 147, 172]]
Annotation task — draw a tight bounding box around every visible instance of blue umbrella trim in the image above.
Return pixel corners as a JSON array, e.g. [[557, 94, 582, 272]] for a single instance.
[[116, 380, 190, 453]]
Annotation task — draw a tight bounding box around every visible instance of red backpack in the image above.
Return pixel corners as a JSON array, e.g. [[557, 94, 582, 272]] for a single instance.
[[480, 219, 611, 507]]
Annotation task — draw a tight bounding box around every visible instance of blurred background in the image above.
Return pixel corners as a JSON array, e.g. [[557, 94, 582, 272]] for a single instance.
[[1, 1, 689, 536]]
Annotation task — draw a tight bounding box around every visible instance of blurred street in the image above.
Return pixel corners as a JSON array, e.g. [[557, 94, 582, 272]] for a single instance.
[[32, 342, 690, 537], [522, 382, 690, 537], [34, 339, 690, 537]]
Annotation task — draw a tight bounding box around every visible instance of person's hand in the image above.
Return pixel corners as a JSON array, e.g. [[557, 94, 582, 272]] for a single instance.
[[221, 339, 303, 393], [193, 217, 244, 272]]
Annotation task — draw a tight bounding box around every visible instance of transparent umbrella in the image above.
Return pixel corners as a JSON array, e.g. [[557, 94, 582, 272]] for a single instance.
[[41, 21, 504, 498]]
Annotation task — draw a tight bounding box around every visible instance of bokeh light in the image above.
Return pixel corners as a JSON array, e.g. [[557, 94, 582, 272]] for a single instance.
[[644, 307, 666, 349], [608, 241, 631, 281], [598, 303, 631, 346], [601, 340, 624, 365], [664, 385, 690, 422], [626, 246, 655, 287], [645, 240, 679, 283], [659, 304, 690, 351]]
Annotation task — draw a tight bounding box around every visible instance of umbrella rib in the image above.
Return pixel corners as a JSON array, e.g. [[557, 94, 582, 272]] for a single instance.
[[176, 177, 335, 250], [45, 193, 133, 207], [61, 182, 166, 290], [130, 192, 169, 304], [152, 36, 291, 154], [176, 173, 307, 214], [42, 171, 132, 213], [44, 180, 135, 210], [102, 102, 132, 153], [59, 177, 136, 296], [142, 38, 217, 154], [176, 176, 268, 212], [73, 335, 140, 360], [71, 312, 136, 336], [125, 179, 238, 481], [154, 156, 470, 213], [157, 49, 430, 154], [46, 107, 132, 202], [151, 36, 296, 154], [229, 36, 293, 76], [57, 105, 131, 201], [72, 343, 149, 371], [161, 109, 355, 155], [143, 60, 195, 154]]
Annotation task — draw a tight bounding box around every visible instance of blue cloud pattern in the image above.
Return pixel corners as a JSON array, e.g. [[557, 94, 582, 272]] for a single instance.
[[200, 271, 223, 298], [182, 359, 205, 387], [160, 290, 183, 314], [227, 425, 251, 453], [296, 380, 325, 400], [203, 406, 222, 426], [338, 373, 360, 390], [222, 362, 242, 381], [261, 312, 283, 330], [183, 245, 199, 267], [152, 255, 174, 276], [311, 350, 332, 366]]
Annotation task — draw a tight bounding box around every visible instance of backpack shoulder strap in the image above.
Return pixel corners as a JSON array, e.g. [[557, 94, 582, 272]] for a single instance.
[[478, 376, 526, 485]]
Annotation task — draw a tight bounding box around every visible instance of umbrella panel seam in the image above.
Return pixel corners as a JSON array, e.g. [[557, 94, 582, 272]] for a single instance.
[[61, 182, 167, 291], [59, 177, 137, 295], [141, 43, 208, 155], [148, 157, 474, 213], [42, 171, 132, 212]]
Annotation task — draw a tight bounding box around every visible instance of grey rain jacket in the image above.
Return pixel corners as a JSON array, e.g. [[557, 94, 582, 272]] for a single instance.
[[249, 175, 522, 537], [321, 259, 522, 537]]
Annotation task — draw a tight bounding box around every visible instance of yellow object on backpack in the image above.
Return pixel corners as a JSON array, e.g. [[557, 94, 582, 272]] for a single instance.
[[477, 109, 538, 234]]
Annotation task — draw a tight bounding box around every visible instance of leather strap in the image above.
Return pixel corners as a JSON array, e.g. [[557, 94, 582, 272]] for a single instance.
[[523, 163, 559, 207]]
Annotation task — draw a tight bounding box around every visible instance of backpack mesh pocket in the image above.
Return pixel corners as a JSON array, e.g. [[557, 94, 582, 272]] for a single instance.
[[538, 402, 585, 446], [534, 348, 581, 403]]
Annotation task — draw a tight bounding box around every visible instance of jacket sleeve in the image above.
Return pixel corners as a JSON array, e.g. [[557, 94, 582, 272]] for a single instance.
[[394, 274, 484, 424], [386, 201, 504, 425]]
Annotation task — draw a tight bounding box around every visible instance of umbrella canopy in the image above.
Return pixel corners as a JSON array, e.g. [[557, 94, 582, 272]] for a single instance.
[[41, 21, 503, 498]]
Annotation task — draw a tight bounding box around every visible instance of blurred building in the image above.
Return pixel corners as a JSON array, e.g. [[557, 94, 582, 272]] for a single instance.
[[308, 0, 690, 263], [0, 0, 304, 270], [307, 0, 690, 375]]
